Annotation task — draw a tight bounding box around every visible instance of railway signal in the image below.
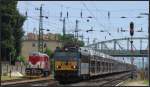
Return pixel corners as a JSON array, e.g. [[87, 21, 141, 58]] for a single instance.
[[129, 21, 134, 79], [130, 22, 134, 36]]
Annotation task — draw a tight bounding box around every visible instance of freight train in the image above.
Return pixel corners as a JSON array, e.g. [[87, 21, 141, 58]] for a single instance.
[[25, 52, 50, 77], [54, 46, 137, 81]]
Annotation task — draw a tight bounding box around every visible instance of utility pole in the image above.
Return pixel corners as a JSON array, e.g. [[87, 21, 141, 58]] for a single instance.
[[83, 37, 89, 46], [81, 34, 84, 41], [74, 20, 79, 46], [140, 13, 149, 80], [0, 9, 2, 84], [36, 5, 43, 52], [148, 13, 149, 80], [79, 34, 84, 41], [87, 37, 89, 45], [61, 17, 66, 47], [36, 4, 48, 53], [93, 38, 96, 44], [140, 39, 145, 72], [75, 20, 79, 39], [93, 38, 97, 49], [62, 17, 66, 37]]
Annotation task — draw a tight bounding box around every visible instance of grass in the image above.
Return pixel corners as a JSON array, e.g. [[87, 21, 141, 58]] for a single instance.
[[121, 79, 149, 86], [1, 76, 23, 81], [143, 80, 149, 85]]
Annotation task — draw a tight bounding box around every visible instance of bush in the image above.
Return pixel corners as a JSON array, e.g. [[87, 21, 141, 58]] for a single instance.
[[44, 48, 52, 57], [3, 72, 8, 76], [16, 55, 26, 64]]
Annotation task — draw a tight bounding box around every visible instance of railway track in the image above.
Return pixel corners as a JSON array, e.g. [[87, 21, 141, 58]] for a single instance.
[[1, 75, 45, 83], [1, 78, 29, 83], [99, 72, 131, 86], [1, 72, 132, 87], [1, 76, 58, 87], [59, 72, 132, 86]]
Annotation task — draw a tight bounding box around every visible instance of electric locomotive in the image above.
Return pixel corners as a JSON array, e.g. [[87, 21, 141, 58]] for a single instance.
[[54, 47, 80, 81], [54, 46, 136, 81]]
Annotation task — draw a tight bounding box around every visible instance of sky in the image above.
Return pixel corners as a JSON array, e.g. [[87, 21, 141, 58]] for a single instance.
[[17, 1, 149, 68], [17, 1, 148, 44]]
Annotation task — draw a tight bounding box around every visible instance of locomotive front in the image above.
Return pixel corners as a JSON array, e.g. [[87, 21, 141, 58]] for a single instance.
[[25, 52, 50, 77], [54, 48, 80, 81]]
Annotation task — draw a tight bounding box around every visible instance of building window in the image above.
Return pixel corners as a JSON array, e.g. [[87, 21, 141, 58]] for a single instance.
[[32, 43, 35, 47], [44, 43, 47, 48]]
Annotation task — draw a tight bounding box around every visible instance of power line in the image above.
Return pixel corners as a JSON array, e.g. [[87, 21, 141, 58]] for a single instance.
[[26, 17, 62, 34], [21, 2, 148, 39], [24, 7, 147, 33], [24, 12, 62, 33], [41, 3, 148, 12], [81, 2, 115, 39]]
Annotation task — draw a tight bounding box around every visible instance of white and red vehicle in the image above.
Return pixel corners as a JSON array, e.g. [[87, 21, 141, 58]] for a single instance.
[[25, 52, 50, 77]]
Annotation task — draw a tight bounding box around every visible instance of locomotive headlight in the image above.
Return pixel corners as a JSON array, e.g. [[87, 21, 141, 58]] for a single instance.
[[56, 65, 59, 68], [73, 65, 76, 69], [65, 48, 68, 51], [56, 65, 61, 69], [72, 65, 77, 69]]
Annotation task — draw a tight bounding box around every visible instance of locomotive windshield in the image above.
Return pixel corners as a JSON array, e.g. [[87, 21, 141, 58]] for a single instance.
[[53, 52, 79, 60]]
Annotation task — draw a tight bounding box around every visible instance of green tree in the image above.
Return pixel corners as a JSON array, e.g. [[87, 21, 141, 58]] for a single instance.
[[58, 34, 85, 48], [12, 13, 26, 57], [0, 0, 26, 64], [44, 47, 52, 57], [16, 55, 26, 64]]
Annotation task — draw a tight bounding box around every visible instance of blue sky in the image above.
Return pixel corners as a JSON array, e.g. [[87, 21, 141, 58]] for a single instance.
[[17, 1, 148, 44], [17, 1, 149, 68]]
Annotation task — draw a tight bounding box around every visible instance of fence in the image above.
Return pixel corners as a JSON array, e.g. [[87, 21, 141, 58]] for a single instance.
[[2, 62, 26, 76]]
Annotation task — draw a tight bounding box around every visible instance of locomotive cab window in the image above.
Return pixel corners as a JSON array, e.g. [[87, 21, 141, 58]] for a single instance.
[[53, 52, 79, 60]]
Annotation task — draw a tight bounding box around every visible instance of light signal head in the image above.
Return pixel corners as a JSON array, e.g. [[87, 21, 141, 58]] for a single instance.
[[130, 22, 134, 36]]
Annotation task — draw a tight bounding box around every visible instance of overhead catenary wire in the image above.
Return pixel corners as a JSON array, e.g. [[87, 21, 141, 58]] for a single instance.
[[35, 3, 148, 12], [24, 11, 79, 34], [25, 14, 62, 33], [21, 2, 148, 41], [81, 2, 115, 39], [24, 2, 148, 19]]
